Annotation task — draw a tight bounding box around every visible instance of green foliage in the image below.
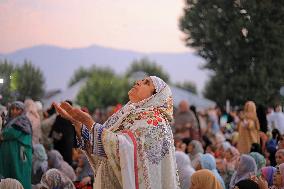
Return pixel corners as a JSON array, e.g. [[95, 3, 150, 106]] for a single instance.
[[75, 67, 130, 111], [68, 67, 92, 87], [0, 60, 15, 104], [15, 60, 45, 101], [0, 60, 45, 104], [180, 0, 284, 106], [126, 57, 170, 83], [175, 81, 197, 94]]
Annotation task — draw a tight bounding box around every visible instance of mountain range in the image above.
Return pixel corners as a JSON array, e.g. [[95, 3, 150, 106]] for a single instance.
[[0, 44, 209, 94]]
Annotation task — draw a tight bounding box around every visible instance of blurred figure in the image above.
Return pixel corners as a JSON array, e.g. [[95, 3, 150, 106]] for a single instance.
[[37, 168, 75, 189], [229, 154, 257, 189], [191, 169, 223, 189], [47, 150, 76, 181], [275, 149, 284, 165], [249, 152, 266, 175], [175, 151, 195, 189], [271, 163, 284, 189], [75, 154, 94, 187], [25, 99, 42, 146], [0, 178, 24, 189], [0, 101, 32, 189], [199, 153, 226, 189], [49, 100, 76, 165], [256, 104, 268, 133], [260, 166, 276, 186], [175, 100, 199, 140], [233, 179, 260, 189], [188, 140, 204, 169], [237, 101, 260, 154], [270, 104, 284, 134], [32, 144, 48, 184]]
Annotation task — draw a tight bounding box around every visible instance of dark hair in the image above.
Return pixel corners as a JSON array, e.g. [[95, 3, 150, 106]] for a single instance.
[[235, 179, 259, 189]]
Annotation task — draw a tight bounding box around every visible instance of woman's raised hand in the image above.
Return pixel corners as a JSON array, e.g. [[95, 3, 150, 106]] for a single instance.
[[55, 102, 94, 130], [53, 102, 73, 121], [70, 108, 94, 130]]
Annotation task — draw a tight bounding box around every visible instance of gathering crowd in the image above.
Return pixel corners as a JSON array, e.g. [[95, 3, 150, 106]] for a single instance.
[[1, 96, 284, 189]]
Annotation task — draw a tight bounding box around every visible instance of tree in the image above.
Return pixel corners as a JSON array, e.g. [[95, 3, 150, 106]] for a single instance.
[[0, 60, 15, 105], [75, 67, 130, 111], [175, 81, 197, 94], [126, 57, 170, 83], [180, 0, 284, 106], [0, 60, 45, 104], [14, 60, 45, 101]]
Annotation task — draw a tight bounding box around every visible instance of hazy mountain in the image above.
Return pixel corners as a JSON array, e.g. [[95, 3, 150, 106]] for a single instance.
[[0, 44, 209, 94]]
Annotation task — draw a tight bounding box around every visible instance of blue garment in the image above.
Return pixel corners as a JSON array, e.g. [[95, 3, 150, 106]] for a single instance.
[[76, 123, 106, 156], [200, 153, 226, 189]]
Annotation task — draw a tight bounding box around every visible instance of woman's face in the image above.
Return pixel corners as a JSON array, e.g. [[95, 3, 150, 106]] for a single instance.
[[10, 107, 23, 118], [128, 77, 155, 103], [276, 152, 284, 165], [187, 144, 194, 153], [224, 150, 233, 160]]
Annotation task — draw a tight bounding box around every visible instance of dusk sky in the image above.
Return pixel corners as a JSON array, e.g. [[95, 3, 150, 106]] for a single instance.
[[0, 0, 192, 53]]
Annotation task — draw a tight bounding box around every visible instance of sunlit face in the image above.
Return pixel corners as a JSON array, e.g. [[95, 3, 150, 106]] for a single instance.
[[10, 107, 23, 118], [276, 152, 284, 165], [187, 144, 194, 153], [224, 150, 233, 161], [128, 77, 156, 103]]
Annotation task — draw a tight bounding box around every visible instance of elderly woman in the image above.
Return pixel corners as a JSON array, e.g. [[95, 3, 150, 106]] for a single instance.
[[0, 101, 32, 189], [229, 154, 257, 189], [54, 76, 180, 189], [188, 140, 204, 169], [237, 101, 260, 154]]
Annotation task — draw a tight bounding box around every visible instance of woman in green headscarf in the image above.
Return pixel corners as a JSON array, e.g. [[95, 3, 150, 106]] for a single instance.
[[0, 101, 32, 189]]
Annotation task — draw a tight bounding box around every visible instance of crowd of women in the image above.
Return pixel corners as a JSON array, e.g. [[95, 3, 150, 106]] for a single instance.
[[0, 76, 284, 189]]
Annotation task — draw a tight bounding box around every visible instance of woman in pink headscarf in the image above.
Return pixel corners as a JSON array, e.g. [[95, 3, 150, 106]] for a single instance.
[[54, 76, 180, 189]]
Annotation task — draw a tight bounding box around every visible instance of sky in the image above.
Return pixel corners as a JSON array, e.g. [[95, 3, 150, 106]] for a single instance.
[[0, 0, 192, 53]]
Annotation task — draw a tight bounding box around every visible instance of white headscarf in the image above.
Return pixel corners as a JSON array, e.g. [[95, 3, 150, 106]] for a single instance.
[[150, 76, 167, 93], [175, 151, 195, 189], [0, 178, 24, 189]]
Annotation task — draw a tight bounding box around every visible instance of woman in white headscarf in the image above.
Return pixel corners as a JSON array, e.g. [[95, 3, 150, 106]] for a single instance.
[[54, 76, 180, 189], [175, 151, 195, 189], [229, 154, 257, 189], [25, 99, 42, 146], [0, 178, 24, 189], [188, 140, 204, 169]]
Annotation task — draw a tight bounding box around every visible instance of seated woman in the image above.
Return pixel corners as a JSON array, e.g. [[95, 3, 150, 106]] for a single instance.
[[37, 168, 75, 189], [0, 101, 32, 189], [74, 154, 94, 188], [47, 150, 76, 181], [32, 144, 48, 184], [190, 169, 223, 189], [198, 153, 226, 189], [188, 140, 204, 169], [175, 151, 195, 189], [54, 76, 179, 189], [229, 154, 257, 189]]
